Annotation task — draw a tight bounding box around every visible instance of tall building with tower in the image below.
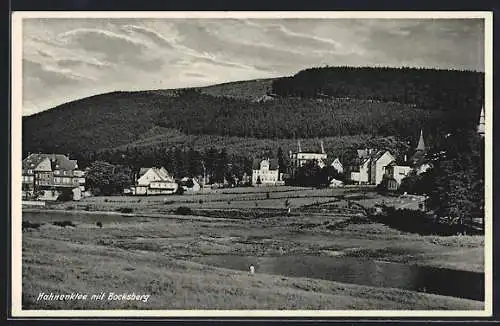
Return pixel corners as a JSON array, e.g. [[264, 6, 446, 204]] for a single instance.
[[477, 106, 485, 138]]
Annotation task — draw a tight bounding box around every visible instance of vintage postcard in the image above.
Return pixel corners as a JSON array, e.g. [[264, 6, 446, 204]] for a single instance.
[[11, 11, 493, 318]]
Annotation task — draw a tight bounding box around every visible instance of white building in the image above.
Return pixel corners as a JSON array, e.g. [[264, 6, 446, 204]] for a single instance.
[[180, 177, 201, 192], [290, 140, 328, 171], [350, 158, 371, 184], [369, 151, 396, 185], [132, 167, 178, 195], [349, 149, 396, 185], [330, 157, 344, 174], [329, 178, 344, 188], [252, 159, 284, 186], [385, 162, 412, 184]]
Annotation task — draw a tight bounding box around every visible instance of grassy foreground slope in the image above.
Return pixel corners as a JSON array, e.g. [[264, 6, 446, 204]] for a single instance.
[[23, 225, 482, 310]]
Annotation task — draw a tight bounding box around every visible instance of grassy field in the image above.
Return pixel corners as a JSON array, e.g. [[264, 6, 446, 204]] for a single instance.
[[22, 187, 484, 310], [45, 186, 388, 212]]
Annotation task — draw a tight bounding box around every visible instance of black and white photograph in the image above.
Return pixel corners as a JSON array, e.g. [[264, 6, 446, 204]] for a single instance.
[[11, 11, 492, 317]]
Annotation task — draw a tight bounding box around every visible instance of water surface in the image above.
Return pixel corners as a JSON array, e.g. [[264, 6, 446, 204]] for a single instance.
[[194, 255, 484, 301]]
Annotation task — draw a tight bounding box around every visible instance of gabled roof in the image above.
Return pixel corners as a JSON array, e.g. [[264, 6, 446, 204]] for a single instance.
[[138, 167, 175, 182], [22, 153, 78, 171], [370, 150, 393, 162], [22, 153, 47, 170], [330, 157, 343, 166], [252, 158, 279, 170]]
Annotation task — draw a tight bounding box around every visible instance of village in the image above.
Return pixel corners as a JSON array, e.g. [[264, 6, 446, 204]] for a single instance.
[[21, 127, 441, 204]]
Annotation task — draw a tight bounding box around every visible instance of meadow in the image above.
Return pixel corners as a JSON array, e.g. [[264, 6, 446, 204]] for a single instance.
[[21, 186, 484, 310]]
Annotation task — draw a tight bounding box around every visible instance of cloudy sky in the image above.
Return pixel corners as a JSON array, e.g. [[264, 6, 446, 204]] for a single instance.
[[21, 18, 484, 116]]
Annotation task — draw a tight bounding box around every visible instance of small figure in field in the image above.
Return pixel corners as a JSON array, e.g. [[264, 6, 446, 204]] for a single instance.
[[249, 264, 255, 274], [96, 221, 102, 228]]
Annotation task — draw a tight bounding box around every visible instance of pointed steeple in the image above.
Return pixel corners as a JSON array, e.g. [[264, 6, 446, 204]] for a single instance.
[[477, 106, 485, 137], [416, 129, 426, 151], [297, 140, 302, 153]]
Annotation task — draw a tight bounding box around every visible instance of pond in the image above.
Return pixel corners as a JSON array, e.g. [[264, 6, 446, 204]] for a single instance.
[[193, 255, 484, 301]]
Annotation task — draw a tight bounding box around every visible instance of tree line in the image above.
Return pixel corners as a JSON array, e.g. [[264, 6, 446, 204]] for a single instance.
[[272, 66, 483, 112]]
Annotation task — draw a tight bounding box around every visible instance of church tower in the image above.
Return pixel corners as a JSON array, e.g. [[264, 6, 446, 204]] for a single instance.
[[477, 106, 485, 138], [409, 129, 426, 166], [416, 129, 426, 152]]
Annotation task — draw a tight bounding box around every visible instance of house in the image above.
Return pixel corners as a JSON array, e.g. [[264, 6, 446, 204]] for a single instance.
[[369, 151, 396, 185], [383, 162, 413, 190], [289, 140, 328, 174], [329, 178, 344, 188], [22, 153, 86, 201], [179, 177, 201, 192], [252, 158, 284, 186], [131, 167, 178, 195], [330, 158, 344, 174], [348, 149, 395, 185], [349, 156, 371, 184], [240, 172, 251, 186]]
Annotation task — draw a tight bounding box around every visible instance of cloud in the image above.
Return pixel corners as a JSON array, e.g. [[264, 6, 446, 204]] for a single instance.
[[23, 59, 84, 85], [20, 18, 485, 116], [57, 28, 149, 61], [121, 24, 177, 49]]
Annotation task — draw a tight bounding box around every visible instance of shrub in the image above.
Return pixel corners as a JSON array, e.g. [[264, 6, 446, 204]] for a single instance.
[[115, 207, 133, 213], [66, 206, 74, 211], [175, 206, 192, 215], [22, 221, 42, 231], [199, 199, 203, 205], [57, 189, 74, 202], [84, 205, 91, 211], [96, 221, 103, 228], [104, 199, 108, 203], [53, 220, 76, 228]]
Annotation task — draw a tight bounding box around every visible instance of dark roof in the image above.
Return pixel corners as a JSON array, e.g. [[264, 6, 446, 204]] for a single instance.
[[252, 158, 279, 170], [22, 153, 78, 171], [410, 150, 427, 167], [357, 149, 370, 159]]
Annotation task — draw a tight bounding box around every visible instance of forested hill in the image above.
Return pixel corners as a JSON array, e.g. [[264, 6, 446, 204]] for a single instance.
[[22, 67, 484, 157], [272, 66, 484, 113]]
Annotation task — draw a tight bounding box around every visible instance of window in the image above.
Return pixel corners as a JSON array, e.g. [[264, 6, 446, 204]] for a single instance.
[[54, 170, 60, 175], [27, 169, 32, 174]]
